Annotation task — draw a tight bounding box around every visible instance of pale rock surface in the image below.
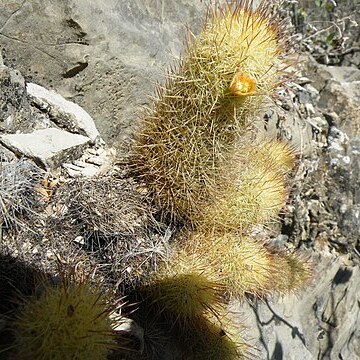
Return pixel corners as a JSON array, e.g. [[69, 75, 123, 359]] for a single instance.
[[26, 82, 99, 142], [0, 128, 91, 169], [0, 0, 208, 146], [237, 253, 360, 360]]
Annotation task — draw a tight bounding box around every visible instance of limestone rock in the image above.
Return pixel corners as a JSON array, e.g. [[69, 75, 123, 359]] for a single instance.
[[0, 128, 91, 169], [238, 253, 360, 360], [285, 56, 360, 254], [305, 59, 360, 135], [0, 0, 208, 148], [26, 82, 99, 142]]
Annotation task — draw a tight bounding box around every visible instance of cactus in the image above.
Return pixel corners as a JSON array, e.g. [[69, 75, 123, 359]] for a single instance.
[[142, 251, 226, 326], [131, 1, 311, 358], [133, 0, 289, 223], [13, 273, 121, 360], [198, 150, 289, 231], [256, 140, 297, 176], [184, 311, 249, 360], [186, 232, 273, 297], [186, 232, 312, 297], [271, 250, 312, 293]]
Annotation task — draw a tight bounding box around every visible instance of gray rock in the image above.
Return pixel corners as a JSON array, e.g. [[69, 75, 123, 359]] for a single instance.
[[287, 57, 360, 253], [0, 128, 91, 169], [305, 55, 360, 90], [305, 58, 360, 135], [238, 253, 360, 360], [318, 65, 360, 83], [63, 161, 99, 177], [26, 82, 99, 142], [111, 316, 145, 353], [0, 0, 208, 148]]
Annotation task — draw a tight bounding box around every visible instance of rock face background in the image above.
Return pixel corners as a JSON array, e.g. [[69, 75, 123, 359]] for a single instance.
[[0, 0, 206, 147], [239, 57, 360, 360], [1, 1, 360, 359]]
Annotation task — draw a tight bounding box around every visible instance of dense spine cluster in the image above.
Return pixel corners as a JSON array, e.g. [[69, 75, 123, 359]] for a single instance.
[[134, 1, 287, 224], [132, 1, 311, 358], [13, 272, 121, 360]]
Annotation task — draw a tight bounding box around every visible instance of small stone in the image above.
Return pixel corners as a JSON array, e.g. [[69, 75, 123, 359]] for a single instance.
[[111, 316, 144, 352], [86, 148, 98, 155], [309, 116, 329, 132], [81, 164, 99, 177], [73, 236, 85, 245], [0, 128, 91, 170], [329, 142, 344, 152], [297, 76, 312, 85], [86, 156, 107, 166], [26, 82, 99, 142], [342, 156, 351, 165], [46, 250, 55, 260], [304, 84, 320, 103], [305, 103, 316, 116], [64, 167, 82, 178], [331, 158, 340, 166], [73, 160, 87, 168], [63, 163, 84, 171]]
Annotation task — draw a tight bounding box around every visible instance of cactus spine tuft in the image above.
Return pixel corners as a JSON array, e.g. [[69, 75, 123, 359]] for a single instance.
[[142, 252, 226, 326], [13, 273, 120, 360], [133, 1, 289, 223]]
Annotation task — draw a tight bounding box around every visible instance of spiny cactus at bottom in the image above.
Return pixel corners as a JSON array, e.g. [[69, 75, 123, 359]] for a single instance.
[[141, 252, 226, 327], [13, 274, 122, 360], [183, 311, 249, 360], [139, 237, 311, 358]]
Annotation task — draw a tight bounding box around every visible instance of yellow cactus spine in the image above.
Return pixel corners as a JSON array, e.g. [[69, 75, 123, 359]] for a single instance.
[[13, 272, 122, 360], [133, 0, 289, 223], [184, 312, 249, 360], [271, 250, 313, 293], [130, 1, 311, 358], [185, 233, 273, 297], [198, 139, 295, 232], [256, 140, 297, 176], [199, 157, 289, 232], [142, 252, 226, 326]]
